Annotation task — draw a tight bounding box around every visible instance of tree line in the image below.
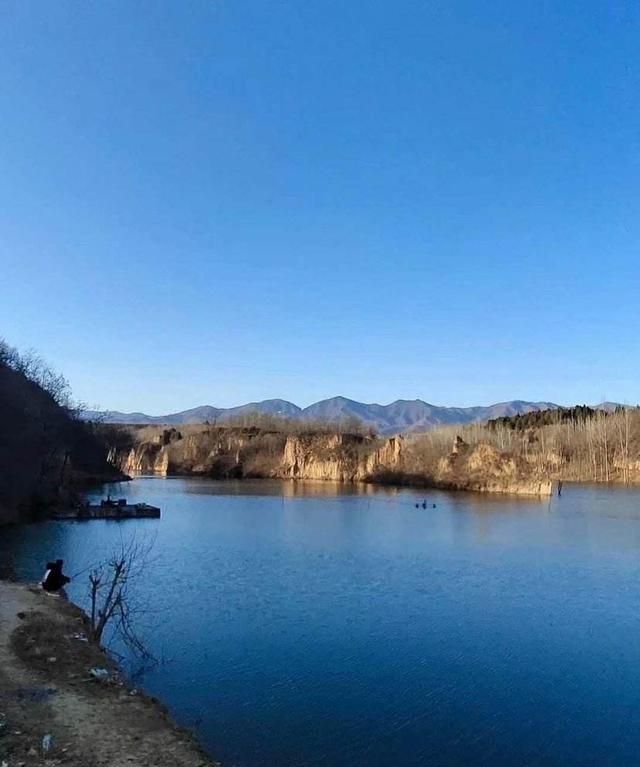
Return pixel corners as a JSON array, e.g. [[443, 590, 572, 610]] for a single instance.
[[0, 338, 117, 522], [406, 405, 640, 485], [487, 406, 601, 431]]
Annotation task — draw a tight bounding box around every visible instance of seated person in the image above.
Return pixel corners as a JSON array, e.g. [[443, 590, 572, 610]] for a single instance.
[[41, 559, 71, 593]]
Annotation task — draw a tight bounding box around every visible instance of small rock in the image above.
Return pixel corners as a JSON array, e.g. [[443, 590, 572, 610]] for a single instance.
[[28, 746, 38, 756], [47, 657, 57, 663]]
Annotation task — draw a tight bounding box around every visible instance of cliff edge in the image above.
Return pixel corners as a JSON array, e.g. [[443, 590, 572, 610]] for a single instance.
[[108, 425, 552, 496]]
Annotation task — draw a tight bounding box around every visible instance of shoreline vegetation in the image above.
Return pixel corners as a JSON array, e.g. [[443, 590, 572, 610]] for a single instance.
[[3, 333, 640, 521], [0, 578, 216, 766], [102, 405, 640, 498], [2, 335, 639, 766], [0, 339, 125, 525]]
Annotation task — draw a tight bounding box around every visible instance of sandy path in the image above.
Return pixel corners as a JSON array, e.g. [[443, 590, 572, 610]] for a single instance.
[[0, 581, 216, 767]]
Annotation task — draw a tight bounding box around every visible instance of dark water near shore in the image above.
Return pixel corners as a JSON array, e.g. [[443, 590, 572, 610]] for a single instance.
[[4, 478, 640, 766]]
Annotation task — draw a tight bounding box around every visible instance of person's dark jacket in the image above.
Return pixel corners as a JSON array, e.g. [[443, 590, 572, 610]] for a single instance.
[[42, 560, 71, 592]]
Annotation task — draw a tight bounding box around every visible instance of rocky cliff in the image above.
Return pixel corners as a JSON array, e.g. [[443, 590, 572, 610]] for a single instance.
[[432, 438, 553, 496], [113, 426, 403, 483], [110, 425, 551, 496]]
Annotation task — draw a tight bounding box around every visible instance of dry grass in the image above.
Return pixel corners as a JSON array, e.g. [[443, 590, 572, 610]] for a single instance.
[[406, 409, 640, 484], [1, 583, 217, 767], [11, 600, 116, 688], [106, 409, 640, 487]]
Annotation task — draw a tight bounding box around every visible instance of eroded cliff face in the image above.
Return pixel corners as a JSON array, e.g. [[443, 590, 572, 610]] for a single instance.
[[278, 434, 404, 481], [281, 434, 358, 481], [109, 426, 551, 496], [433, 439, 553, 496], [114, 443, 169, 476], [111, 427, 403, 483]]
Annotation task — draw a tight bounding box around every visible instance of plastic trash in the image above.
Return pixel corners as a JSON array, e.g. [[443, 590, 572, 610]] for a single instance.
[[42, 733, 53, 753], [89, 667, 110, 681]]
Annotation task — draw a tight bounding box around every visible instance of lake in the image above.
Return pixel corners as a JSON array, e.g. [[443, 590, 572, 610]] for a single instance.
[[3, 478, 640, 766]]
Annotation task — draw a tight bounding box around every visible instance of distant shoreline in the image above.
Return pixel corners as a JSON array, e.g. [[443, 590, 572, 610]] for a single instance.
[[106, 424, 554, 498]]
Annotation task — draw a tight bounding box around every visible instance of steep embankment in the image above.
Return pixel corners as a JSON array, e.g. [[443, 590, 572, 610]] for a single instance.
[[112, 425, 402, 483], [432, 437, 553, 495], [108, 425, 552, 496], [0, 343, 119, 524]]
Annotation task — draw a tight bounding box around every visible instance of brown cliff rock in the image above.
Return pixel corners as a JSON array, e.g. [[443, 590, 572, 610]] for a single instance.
[[109, 425, 550, 496]]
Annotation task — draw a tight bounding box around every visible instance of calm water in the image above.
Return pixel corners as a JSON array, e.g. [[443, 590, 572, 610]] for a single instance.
[[3, 478, 640, 766]]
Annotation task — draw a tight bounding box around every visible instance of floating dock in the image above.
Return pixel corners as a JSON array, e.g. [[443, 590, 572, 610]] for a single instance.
[[51, 500, 161, 521]]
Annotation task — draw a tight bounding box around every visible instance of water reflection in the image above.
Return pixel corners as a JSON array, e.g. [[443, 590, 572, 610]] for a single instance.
[[3, 479, 640, 766]]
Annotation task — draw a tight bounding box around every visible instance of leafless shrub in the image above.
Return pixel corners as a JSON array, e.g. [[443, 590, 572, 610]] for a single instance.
[[216, 411, 376, 437], [87, 533, 157, 660], [0, 338, 72, 410], [405, 407, 640, 484]]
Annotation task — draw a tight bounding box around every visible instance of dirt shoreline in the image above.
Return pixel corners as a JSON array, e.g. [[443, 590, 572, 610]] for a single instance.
[[0, 580, 217, 766]]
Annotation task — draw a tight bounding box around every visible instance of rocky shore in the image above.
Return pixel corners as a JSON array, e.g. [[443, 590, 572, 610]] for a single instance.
[[109, 425, 553, 497], [0, 580, 215, 767]]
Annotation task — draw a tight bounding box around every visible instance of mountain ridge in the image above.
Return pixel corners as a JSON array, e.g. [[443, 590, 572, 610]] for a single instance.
[[85, 397, 565, 435]]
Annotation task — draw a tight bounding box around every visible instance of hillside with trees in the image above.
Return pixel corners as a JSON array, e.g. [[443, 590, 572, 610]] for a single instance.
[[406, 406, 640, 485], [0, 339, 120, 524], [85, 397, 559, 434], [487, 406, 600, 431], [101, 402, 640, 495]]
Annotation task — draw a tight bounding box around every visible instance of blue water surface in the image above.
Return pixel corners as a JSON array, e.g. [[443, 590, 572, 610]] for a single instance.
[[3, 478, 640, 767]]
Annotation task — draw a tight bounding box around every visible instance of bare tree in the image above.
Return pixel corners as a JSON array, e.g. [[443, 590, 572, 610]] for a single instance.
[[87, 534, 156, 660]]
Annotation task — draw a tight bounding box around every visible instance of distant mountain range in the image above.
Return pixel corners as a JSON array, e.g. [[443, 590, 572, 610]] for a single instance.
[[85, 397, 564, 435]]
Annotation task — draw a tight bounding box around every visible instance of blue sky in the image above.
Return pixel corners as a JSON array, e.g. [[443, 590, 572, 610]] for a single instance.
[[1, 1, 638, 412]]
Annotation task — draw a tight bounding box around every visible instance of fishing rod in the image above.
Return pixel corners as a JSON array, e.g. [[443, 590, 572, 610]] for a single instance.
[[70, 563, 98, 579]]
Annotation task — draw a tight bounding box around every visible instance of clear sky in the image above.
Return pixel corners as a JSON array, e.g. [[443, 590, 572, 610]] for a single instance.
[[1, 1, 638, 413]]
